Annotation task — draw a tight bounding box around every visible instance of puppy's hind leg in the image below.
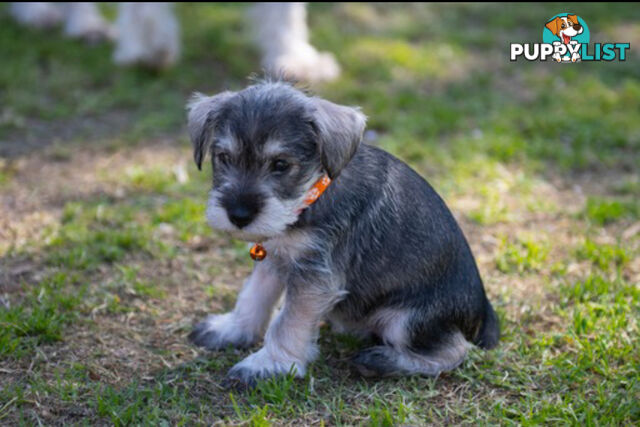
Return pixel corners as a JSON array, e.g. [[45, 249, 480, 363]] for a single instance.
[[352, 309, 469, 377], [352, 332, 469, 377]]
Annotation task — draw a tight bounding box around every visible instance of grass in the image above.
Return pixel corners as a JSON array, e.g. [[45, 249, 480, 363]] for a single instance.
[[1, 2, 639, 425], [0, 273, 84, 359], [583, 196, 639, 225], [495, 235, 550, 274], [575, 238, 629, 271]]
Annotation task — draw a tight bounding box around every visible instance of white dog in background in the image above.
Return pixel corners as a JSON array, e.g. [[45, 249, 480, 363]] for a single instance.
[[9, 2, 340, 82]]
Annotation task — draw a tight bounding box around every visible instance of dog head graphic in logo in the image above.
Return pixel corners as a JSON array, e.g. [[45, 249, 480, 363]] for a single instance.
[[543, 13, 590, 62], [546, 14, 583, 44]]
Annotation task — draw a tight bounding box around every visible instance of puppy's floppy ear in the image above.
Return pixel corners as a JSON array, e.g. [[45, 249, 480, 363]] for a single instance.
[[186, 91, 234, 170], [310, 98, 366, 179], [545, 17, 560, 35], [568, 14, 578, 25]]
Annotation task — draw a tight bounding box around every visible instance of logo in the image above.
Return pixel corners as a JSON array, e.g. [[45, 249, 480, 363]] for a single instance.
[[543, 13, 589, 62], [510, 13, 630, 62]]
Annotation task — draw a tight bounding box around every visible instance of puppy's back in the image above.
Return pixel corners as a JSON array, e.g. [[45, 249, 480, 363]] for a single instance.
[[307, 144, 499, 349]]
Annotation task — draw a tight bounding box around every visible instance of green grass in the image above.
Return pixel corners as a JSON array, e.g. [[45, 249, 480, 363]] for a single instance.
[[1, 2, 639, 425], [496, 235, 550, 274], [583, 196, 639, 225], [0, 273, 84, 358], [575, 238, 629, 271], [46, 213, 153, 270]]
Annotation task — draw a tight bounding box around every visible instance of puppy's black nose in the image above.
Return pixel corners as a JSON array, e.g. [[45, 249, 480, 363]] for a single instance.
[[221, 189, 263, 229], [227, 203, 259, 229], [573, 23, 582, 31]]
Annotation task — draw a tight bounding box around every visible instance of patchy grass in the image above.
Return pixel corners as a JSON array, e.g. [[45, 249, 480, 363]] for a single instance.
[[583, 196, 639, 225], [1, 3, 639, 425], [495, 235, 550, 274], [575, 238, 629, 272], [0, 273, 84, 359]]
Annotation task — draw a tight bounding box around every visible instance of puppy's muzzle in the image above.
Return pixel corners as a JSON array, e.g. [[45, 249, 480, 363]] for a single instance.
[[222, 192, 263, 229]]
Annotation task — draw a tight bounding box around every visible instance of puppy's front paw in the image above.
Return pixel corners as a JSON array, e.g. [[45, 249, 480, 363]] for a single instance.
[[225, 348, 305, 388], [188, 313, 257, 350]]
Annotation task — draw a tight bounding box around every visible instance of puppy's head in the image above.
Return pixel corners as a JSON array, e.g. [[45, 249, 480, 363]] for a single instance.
[[545, 15, 583, 42], [187, 81, 366, 241]]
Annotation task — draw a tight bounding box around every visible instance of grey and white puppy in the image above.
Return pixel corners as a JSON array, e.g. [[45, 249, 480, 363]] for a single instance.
[[187, 81, 499, 385]]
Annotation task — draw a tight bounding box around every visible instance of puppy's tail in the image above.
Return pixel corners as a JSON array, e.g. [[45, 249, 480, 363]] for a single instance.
[[473, 300, 500, 350]]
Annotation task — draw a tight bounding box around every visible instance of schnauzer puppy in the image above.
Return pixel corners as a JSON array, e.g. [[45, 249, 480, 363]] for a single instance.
[[187, 81, 499, 385]]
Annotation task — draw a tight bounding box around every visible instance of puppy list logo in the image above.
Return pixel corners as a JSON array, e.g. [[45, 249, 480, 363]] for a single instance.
[[511, 13, 630, 62]]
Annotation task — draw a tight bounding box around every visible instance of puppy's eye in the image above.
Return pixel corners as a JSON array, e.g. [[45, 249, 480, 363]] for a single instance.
[[216, 152, 231, 166], [561, 23, 566, 29], [271, 159, 290, 173]]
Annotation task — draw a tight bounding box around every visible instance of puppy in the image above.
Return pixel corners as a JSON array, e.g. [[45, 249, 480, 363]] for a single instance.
[[546, 14, 584, 62], [187, 81, 499, 385]]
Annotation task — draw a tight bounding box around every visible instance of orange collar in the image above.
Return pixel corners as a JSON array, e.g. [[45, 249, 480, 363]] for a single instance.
[[250, 174, 331, 261]]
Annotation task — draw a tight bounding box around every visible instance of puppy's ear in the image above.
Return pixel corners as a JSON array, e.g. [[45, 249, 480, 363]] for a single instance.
[[186, 91, 234, 170], [568, 14, 578, 24], [545, 17, 560, 35], [310, 98, 366, 179]]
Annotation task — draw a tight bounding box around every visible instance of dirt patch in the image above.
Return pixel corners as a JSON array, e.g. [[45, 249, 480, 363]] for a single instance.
[[1, 110, 136, 159]]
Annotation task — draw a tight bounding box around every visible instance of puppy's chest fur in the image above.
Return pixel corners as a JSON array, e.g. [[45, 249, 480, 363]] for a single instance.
[[263, 229, 322, 264]]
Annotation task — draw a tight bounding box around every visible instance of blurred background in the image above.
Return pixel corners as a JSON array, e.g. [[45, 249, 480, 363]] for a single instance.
[[0, 3, 638, 425]]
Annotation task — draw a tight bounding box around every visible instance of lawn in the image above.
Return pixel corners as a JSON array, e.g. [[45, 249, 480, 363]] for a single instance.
[[0, 3, 638, 425]]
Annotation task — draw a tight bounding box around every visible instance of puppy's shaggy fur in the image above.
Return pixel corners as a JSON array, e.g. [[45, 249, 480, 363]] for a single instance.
[[187, 81, 499, 385]]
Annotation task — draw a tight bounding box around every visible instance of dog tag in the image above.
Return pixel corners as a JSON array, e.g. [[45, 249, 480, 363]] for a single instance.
[[250, 243, 267, 261]]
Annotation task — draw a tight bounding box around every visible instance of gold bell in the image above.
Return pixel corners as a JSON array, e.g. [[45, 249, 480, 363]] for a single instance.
[[250, 243, 267, 261]]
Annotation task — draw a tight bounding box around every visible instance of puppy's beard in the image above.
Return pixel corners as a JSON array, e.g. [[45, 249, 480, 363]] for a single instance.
[[206, 189, 307, 242]]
